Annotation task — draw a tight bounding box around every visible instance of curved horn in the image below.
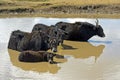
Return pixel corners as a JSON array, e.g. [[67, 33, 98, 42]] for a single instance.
[[95, 19, 99, 27]]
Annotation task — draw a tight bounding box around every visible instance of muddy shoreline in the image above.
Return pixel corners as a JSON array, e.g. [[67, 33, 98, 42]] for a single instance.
[[0, 4, 120, 18]]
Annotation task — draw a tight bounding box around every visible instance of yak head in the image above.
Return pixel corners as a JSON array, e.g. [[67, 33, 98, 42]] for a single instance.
[[94, 19, 105, 37], [48, 37, 58, 52]]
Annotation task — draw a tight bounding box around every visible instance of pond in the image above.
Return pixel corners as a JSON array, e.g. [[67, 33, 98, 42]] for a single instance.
[[0, 18, 120, 80]]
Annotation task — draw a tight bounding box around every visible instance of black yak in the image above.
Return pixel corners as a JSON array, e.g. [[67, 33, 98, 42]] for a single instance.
[[18, 50, 64, 64], [32, 24, 68, 45], [8, 30, 58, 52], [55, 19, 105, 41]]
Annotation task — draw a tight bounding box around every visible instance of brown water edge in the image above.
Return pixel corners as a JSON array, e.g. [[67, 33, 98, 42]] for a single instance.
[[8, 40, 105, 74], [0, 13, 120, 18]]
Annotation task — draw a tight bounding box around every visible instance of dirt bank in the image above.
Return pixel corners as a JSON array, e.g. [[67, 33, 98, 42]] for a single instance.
[[42, 4, 120, 14], [0, 1, 120, 18]]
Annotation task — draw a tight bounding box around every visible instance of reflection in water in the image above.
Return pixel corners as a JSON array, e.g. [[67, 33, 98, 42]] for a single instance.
[[8, 49, 67, 74], [8, 40, 105, 74], [57, 40, 105, 62]]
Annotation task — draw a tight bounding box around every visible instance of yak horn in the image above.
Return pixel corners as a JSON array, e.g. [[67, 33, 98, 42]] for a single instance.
[[95, 19, 99, 27]]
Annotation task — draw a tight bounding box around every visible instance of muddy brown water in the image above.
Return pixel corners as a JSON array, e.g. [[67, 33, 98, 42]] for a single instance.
[[0, 18, 120, 80]]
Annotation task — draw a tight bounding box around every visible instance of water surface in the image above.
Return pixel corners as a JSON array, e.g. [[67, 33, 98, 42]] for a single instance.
[[0, 18, 120, 80]]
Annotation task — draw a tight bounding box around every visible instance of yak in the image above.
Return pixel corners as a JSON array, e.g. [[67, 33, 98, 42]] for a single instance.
[[55, 19, 105, 41], [32, 24, 68, 45], [18, 50, 64, 64], [8, 30, 58, 52]]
